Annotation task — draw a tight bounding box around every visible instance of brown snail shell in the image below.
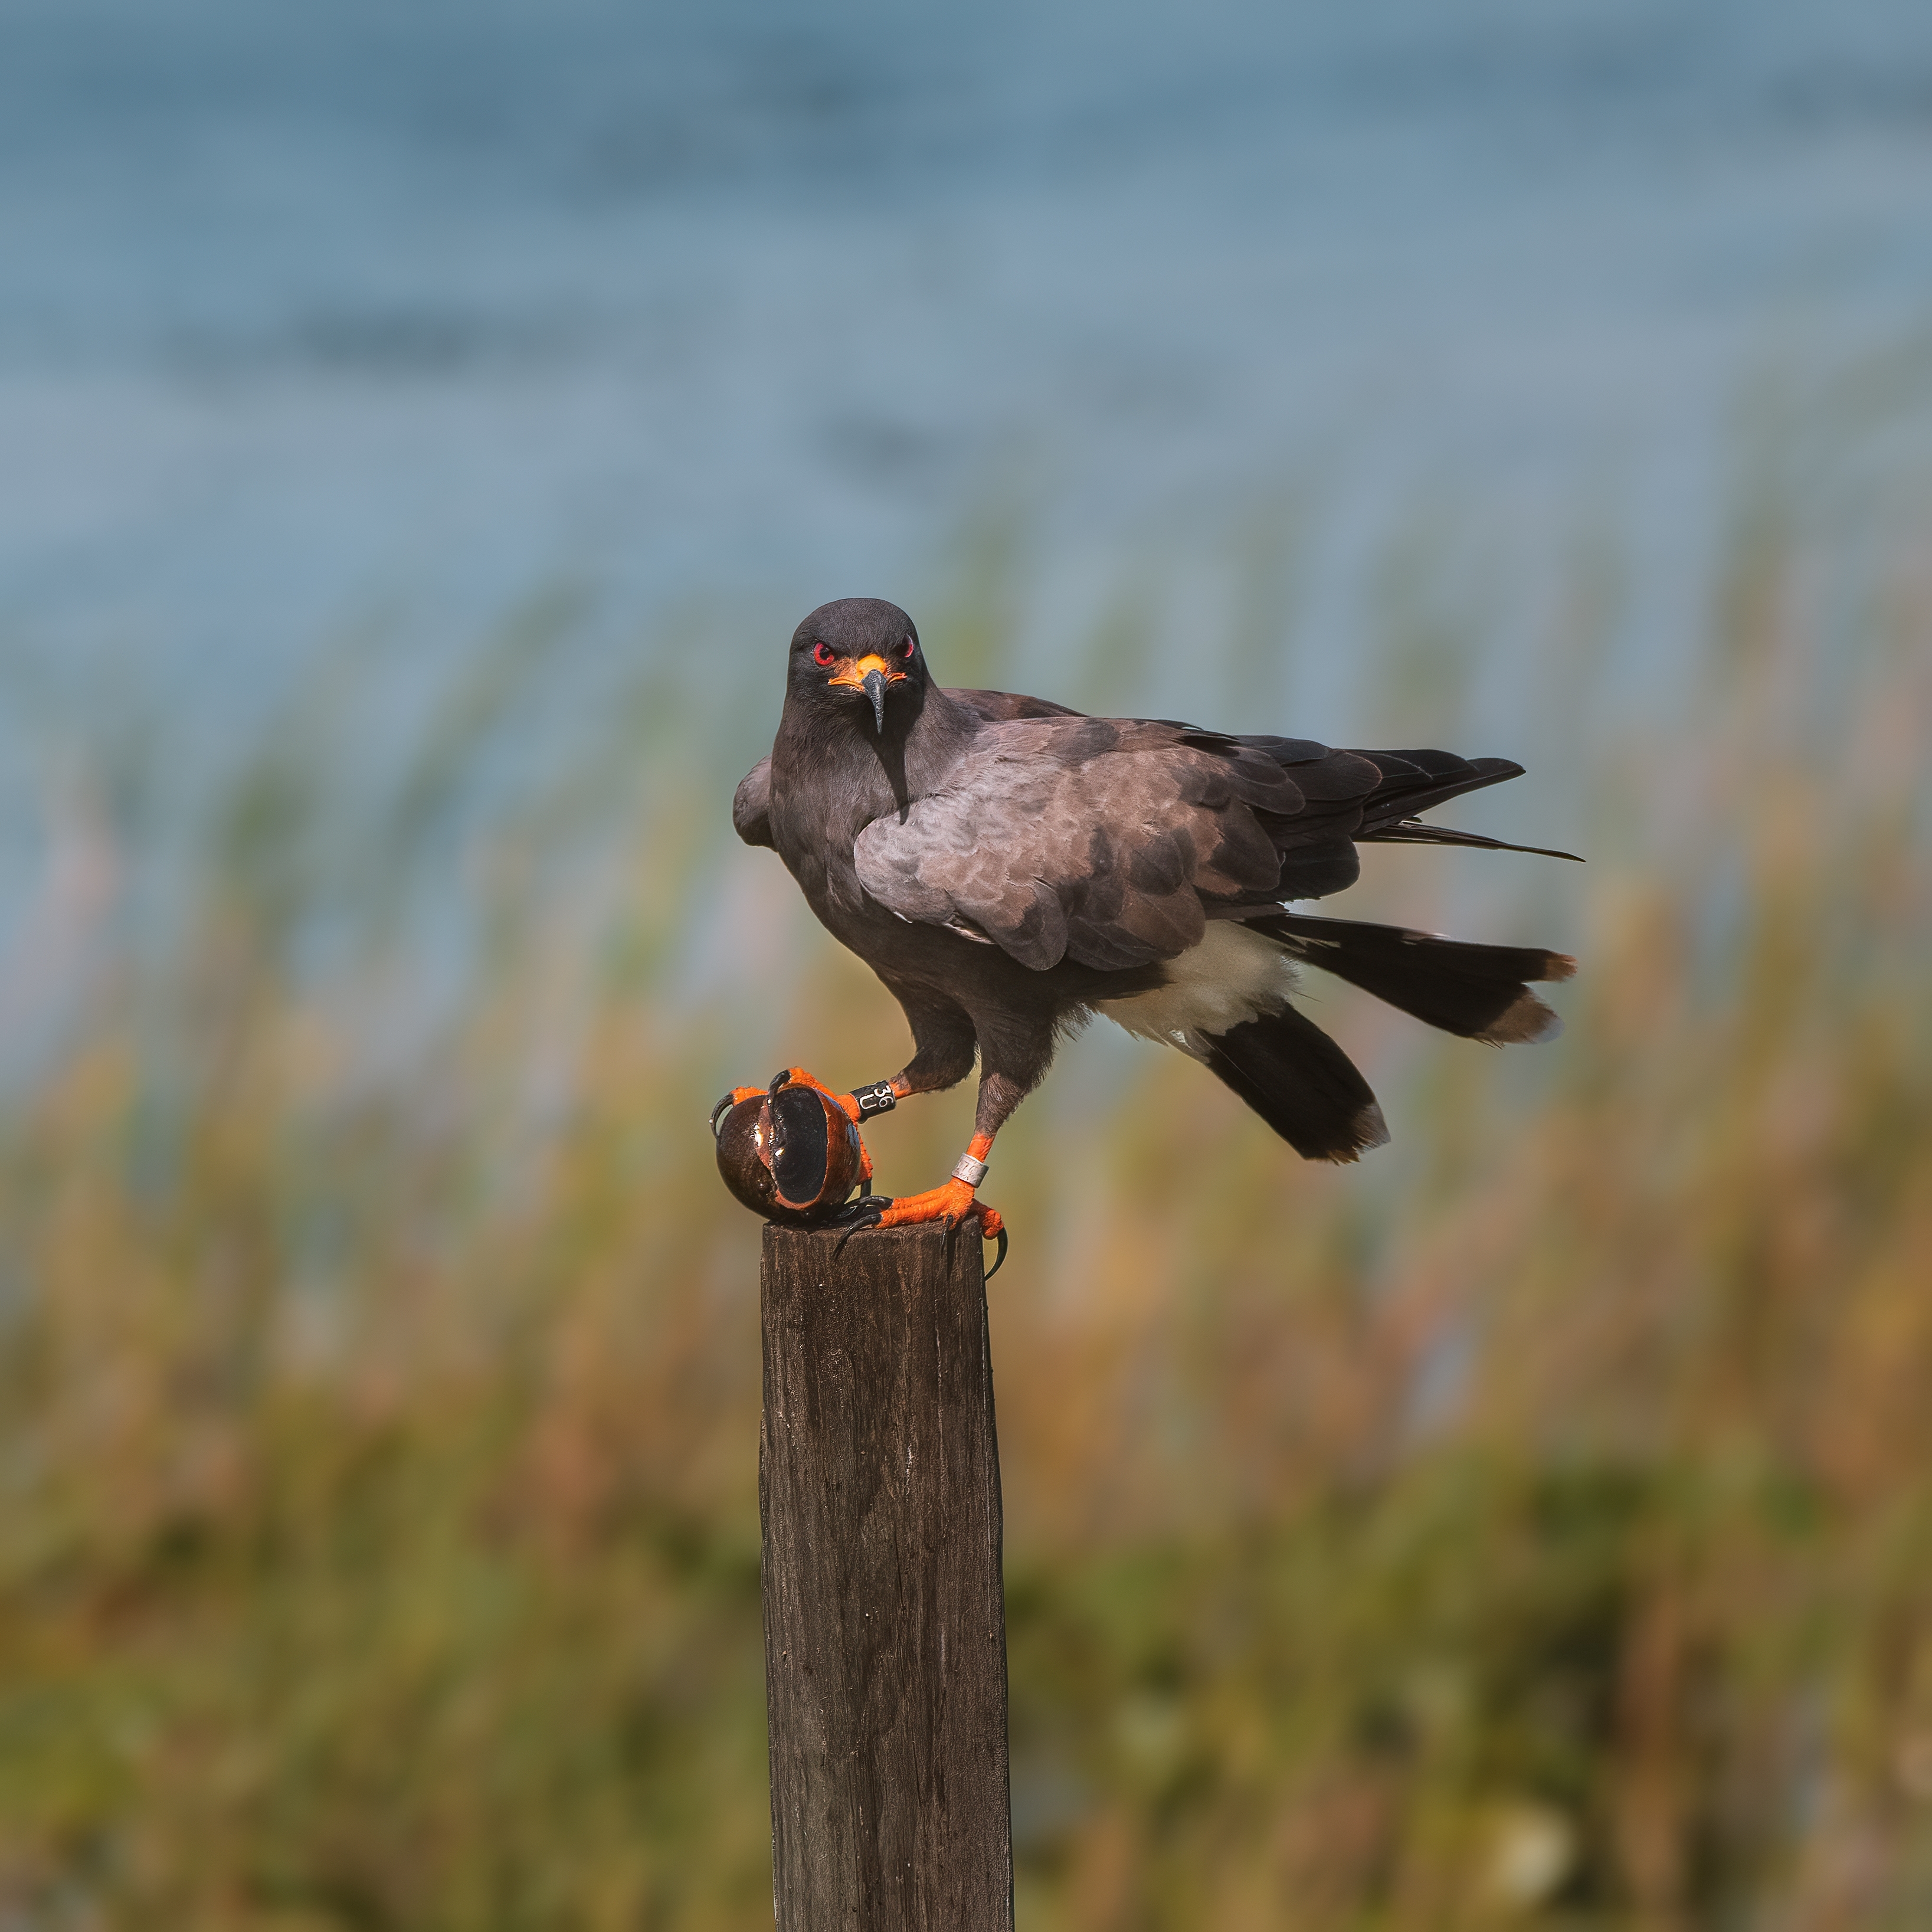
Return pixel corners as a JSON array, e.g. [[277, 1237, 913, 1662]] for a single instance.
[[712, 1079, 866, 1224]]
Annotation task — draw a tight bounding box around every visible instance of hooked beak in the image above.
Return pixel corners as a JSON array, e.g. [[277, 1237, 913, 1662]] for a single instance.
[[826, 652, 906, 733]]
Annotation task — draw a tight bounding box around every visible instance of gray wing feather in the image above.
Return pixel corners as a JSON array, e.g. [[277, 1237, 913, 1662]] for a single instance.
[[732, 757, 774, 849], [853, 718, 1323, 972], [751, 696, 1523, 972]]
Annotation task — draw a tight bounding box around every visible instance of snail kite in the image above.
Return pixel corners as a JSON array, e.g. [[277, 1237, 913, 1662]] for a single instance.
[[728, 597, 1576, 1247]]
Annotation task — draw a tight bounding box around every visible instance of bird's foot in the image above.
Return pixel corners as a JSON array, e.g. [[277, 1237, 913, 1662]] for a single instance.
[[833, 1176, 1008, 1279], [827, 1191, 893, 1232], [768, 1066, 865, 1125], [709, 1067, 872, 1137], [765, 1067, 880, 1191], [709, 1084, 767, 1136], [877, 1177, 994, 1232]]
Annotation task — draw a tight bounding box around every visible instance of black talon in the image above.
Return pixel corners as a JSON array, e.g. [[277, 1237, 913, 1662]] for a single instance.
[[708, 1094, 734, 1139], [985, 1223, 1009, 1281], [829, 1193, 890, 1259], [769, 1069, 793, 1092]]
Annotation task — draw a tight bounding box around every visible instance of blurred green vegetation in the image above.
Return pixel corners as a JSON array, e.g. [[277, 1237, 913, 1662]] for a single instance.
[[3, 438, 1931, 1929]]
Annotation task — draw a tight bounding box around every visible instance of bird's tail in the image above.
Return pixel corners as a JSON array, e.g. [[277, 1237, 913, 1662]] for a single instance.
[[1196, 1003, 1391, 1163], [1245, 911, 1576, 1043], [1194, 913, 1574, 1161]]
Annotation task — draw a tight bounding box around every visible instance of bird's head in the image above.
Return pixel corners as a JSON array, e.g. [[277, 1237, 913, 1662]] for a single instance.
[[787, 597, 926, 735]]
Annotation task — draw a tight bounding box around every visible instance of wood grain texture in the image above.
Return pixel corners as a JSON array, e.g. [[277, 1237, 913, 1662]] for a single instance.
[[760, 1224, 1013, 1931]]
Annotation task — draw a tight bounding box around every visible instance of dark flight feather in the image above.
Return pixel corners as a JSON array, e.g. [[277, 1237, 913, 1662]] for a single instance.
[[1197, 1005, 1391, 1163], [1249, 911, 1577, 1043], [1358, 821, 1584, 862]]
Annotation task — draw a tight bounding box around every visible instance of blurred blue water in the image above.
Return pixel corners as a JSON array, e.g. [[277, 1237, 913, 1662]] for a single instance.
[[2, 0, 1930, 806]]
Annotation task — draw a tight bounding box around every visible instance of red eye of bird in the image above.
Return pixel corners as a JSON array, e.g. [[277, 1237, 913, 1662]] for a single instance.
[[813, 641, 836, 667], [899, 636, 916, 659]]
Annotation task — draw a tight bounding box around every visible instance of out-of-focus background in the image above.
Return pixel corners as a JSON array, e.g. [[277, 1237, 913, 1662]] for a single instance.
[[4, 0, 1931, 1924]]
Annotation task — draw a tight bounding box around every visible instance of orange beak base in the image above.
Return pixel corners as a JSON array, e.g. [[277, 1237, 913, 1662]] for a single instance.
[[827, 653, 908, 732], [825, 652, 908, 690]]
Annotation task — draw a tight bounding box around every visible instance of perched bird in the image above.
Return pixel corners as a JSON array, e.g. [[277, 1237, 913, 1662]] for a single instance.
[[729, 597, 1576, 1253]]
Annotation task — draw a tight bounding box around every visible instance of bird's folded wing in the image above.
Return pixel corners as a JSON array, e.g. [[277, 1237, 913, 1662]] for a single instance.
[[732, 757, 774, 849], [852, 717, 1381, 972]]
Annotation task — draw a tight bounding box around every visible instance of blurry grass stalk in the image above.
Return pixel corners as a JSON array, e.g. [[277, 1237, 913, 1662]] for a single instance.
[[2, 443, 1931, 1929]]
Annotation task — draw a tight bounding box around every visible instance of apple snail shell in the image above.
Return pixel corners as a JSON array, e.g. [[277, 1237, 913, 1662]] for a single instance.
[[710, 1076, 866, 1223]]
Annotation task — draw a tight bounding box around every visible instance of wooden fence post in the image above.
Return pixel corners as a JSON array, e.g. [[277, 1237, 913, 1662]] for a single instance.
[[759, 1223, 1014, 1930]]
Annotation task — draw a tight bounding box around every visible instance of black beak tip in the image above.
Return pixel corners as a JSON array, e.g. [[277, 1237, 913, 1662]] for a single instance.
[[862, 668, 887, 733]]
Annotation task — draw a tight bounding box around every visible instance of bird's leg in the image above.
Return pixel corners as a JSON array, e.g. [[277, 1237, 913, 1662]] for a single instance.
[[741, 991, 973, 1132], [834, 1063, 1024, 1277]]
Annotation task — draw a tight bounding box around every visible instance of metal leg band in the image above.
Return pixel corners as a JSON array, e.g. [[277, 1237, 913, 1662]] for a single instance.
[[951, 1153, 989, 1188]]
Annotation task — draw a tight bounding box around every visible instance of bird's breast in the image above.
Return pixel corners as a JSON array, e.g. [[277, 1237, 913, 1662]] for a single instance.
[[767, 787, 873, 924]]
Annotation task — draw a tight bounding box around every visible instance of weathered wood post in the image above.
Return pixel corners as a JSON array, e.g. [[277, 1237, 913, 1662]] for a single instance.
[[759, 1223, 1014, 1930]]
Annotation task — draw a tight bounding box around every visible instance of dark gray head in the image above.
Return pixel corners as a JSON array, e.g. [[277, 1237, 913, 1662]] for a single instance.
[[786, 597, 928, 734]]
